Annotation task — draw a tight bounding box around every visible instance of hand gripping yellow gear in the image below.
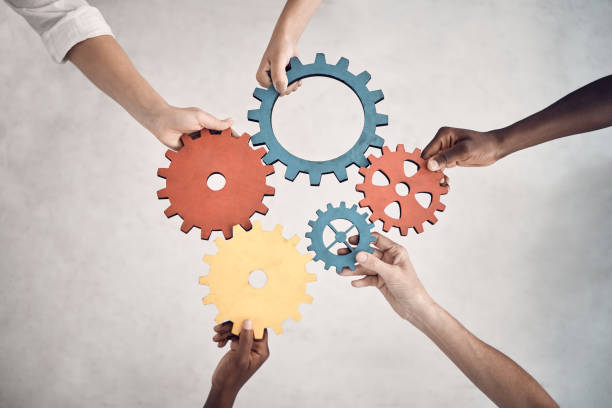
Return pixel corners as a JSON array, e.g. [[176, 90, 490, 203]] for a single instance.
[[199, 221, 316, 339]]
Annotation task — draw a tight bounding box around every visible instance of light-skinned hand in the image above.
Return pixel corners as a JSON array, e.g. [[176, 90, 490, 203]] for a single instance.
[[256, 35, 302, 96]]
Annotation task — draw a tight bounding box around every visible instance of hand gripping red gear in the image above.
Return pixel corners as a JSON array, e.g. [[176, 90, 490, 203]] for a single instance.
[[356, 145, 448, 235], [157, 128, 275, 239]]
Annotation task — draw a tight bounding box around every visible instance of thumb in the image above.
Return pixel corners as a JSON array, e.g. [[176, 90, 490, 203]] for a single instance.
[[356, 251, 394, 278], [237, 319, 254, 362], [197, 110, 233, 131], [271, 60, 289, 94], [428, 142, 469, 171]]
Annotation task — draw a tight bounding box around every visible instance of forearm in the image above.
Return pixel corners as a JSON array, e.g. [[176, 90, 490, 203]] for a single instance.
[[67, 35, 167, 133], [272, 0, 322, 44], [203, 385, 237, 408], [496, 75, 612, 158], [412, 300, 557, 408]]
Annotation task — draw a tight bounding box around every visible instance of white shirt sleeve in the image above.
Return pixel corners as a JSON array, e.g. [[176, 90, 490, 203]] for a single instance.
[[5, 0, 113, 63]]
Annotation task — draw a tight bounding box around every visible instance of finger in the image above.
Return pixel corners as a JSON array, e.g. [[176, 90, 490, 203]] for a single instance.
[[337, 247, 383, 259], [351, 275, 379, 288], [252, 328, 269, 357], [213, 331, 236, 342], [197, 110, 233, 131], [217, 338, 229, 348], [428, 142, 469, 171], [214, 321, 233, 333], [339, 265, 379, 276], [355, 251, 394, 278], [422, 127, 454, 160], [237, 319, 255, 361], [256, 59, 272, 88], [230, 128, 240, 138], [271, 60, 289, 94], [284, 81, 301, 95], [371, 232, 398, 251]]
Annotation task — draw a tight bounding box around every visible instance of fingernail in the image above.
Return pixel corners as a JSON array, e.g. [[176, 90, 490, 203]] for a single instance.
[[356, 252, 367, 262], [243, 319, 253, 330], [428, 159, 439, 171]]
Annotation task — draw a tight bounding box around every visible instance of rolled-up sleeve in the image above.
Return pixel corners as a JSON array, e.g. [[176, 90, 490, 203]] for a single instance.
[[5, 0, 113, 63]]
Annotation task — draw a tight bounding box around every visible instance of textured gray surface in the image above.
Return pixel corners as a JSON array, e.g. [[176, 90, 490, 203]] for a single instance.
[[1, 1, 611, 407]]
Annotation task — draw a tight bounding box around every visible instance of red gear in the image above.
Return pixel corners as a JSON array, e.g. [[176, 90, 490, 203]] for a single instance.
[[157, 128, 275, 239], [356, 145, 448, 235]]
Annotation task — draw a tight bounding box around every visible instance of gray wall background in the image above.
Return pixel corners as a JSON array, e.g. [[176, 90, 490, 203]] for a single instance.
[[1, 0, 611, 406]]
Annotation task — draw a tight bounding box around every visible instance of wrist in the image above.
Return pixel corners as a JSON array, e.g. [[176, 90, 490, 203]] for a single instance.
[[204, 384, 238, 408], [402, 292, 436, 328], [490, 126, 518, 161], [140, 101, 170, 138]]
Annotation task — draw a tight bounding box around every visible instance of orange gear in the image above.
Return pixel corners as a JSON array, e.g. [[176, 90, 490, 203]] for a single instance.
[[356, 145, 448, 235], [157, 128, 275, 239]]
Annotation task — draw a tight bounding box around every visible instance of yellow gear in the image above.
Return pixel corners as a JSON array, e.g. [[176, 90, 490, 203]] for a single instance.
[[199, 221, 316, 339]]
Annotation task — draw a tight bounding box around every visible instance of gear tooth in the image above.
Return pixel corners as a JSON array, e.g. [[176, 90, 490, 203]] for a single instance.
[[255, 147, 267, 159], [264, 165, 275, 176], [308, 220, 315, 227], [202, 295, 214, 305], [356, 184, 365, 193], [273, 225, 284, 235], [214, 237, 225, 247], [358, 198, 367, 206], [326, 204, 333, 210], [256, 203, 269, 215], [307, 245, 314, 252], [369, 89, 384, 103], [284, 166, 299, 181], [334, 167, 348, 182], [314, 53, 326, 65], [382, 146, 391, 154], [180, 134, 193, 145], [289, 56, 303, 68], [428, 214, 439, 225], [313, 254, 320, 262], [413, 147, 422, 156], [361, 212, 368, 219], [181, 221, 194, 233], [351, 204, 358, 210], [250, 132, 265, 145], [291, 311, 302, 322], [306, 272, 317, 281], [271, 324, 284, 335], [340, 201, 346, 209], [288, 235, 300, 246], [303, 294, 314, 304], [382, 221, 391, 232], [199, 128, 212, 138], [165, 150, 178, 161], [201, 227, 212, 240], [336, 57, 349, 70], [369, 235, 377, 243], [355, 155, 369, 168], [254, 326, 265, 340], [394, 144, 404, 153], [263, 185, 275, 195], [440, 186, 450, 195], [305, 232, 311, 238], [247, 109, 261, 122], [198, 275, 209, 285], [222, 227, 234, 239], [399, 225, 409, 236], [262, 150, 278, 165], [157, 168, 169, 179], [253, 87, 269, 101], [156, 188, 169, 199], [437, 202, 447, 211], [367, 154, 378, 163], [309, 171, 322, 186], [371, 135, 385, 147], [316, 209, 324, 217], [375, 113, 389, 126], [202, 255, 214, 265], [240, 219, 253, 231], [231, 321, 242, 336], [252, 220, 263, 230], [415, 223, 424, 234], [357, 70, 371, 84], [164, 206, 177, 218]]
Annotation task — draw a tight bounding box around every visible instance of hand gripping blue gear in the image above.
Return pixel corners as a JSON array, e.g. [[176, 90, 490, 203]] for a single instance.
[[248, 53, 388, 186], [305, 202, 376, 273]]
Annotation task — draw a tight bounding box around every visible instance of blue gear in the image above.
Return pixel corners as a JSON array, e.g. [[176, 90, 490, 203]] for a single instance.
[[248, 53, 388, 186], [305, 202, 376, 273]]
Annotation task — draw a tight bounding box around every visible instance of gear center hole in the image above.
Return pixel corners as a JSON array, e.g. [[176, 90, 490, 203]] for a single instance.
[[323, 219, 355, 253], [248, 269, 268, 289], [271, 77, 365, 161], [206, 172, 226, 191], [395, 182, 410, 196]]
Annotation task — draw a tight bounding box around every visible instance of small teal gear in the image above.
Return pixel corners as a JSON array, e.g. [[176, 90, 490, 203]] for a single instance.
[[306, 202, 376, 273], [248, 53, 388, 186]]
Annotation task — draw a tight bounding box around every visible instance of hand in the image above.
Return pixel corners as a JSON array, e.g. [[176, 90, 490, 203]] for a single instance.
[[338, 233, 433, 324], [204, 320, 270, 408], [421, 127, 504, 174], [256, 34, 302, 96], [145, 104, 235, 150]]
